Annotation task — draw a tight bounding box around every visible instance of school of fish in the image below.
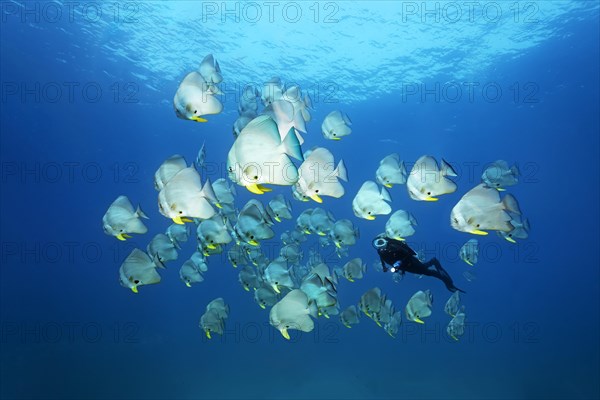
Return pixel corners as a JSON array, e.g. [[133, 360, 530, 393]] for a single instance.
[[102, 55, 530, 341]]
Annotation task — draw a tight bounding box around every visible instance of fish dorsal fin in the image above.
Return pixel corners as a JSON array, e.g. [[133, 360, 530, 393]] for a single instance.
[[360, 181, 380, 197], [465, 183, 501, 204], [381, 153, 400, 167], [241, 115, 279, 141], [307, 147, 335, 166], [112, 195, 134, 213], [311, 263, 330, 279]]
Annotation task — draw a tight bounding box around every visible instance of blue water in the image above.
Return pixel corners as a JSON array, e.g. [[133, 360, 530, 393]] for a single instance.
[[1, 1, 599, 399]]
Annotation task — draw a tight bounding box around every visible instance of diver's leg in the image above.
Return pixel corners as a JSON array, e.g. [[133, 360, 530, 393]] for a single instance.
[[422, 257, 442, 271], [424, 258, 465, 293]]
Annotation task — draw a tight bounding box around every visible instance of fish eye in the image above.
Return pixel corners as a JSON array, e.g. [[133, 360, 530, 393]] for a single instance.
[[453, 218, 458, 224]]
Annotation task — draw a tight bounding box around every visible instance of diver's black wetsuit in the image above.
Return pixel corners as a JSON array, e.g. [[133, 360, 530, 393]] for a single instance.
[[373, 237, 464, 293]]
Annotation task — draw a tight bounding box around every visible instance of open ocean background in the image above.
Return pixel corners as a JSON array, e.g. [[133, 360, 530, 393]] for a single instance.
[[1, 1, 599, 399]]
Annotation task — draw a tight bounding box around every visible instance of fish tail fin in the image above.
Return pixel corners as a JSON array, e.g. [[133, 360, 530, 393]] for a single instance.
[[441, 159, 458, 177], [200, 178, 218, 203], [136, 205, 149, 220], [400, 161, 407, 177], [304, 93, 313, 110], [294, 110, 307, 133], [409, 213, 418, 226], [511, 164, 520, 176], [380, 186, 392, 202], [308, 301, 318, 319], [342, 112, 352, 125], [229, 181, 237, 196], [335, 159, 348, 182], [282, 127, 304, 161], [502, 194, 522, 215]]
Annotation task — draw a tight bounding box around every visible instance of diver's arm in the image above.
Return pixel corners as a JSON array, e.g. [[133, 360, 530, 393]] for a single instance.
[[379, 256, 388, 272]]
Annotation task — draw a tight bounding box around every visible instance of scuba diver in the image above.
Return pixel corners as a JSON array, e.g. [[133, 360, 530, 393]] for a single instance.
[[373, 236, 464, 293]]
